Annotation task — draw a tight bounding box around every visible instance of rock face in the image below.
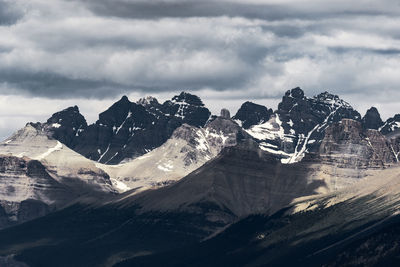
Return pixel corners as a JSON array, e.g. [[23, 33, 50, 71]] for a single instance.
[[0, 155, 111, 229], [318, 119, 398, 168], [45, 92, 211, 164], [232, 101, 273, 129], [1, 123, 114, 191], [362, 107, 383, 130], [0, 124, 116, 228]]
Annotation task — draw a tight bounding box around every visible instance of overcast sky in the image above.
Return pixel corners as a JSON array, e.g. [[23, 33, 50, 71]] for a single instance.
[[1, 0, 400, 140]]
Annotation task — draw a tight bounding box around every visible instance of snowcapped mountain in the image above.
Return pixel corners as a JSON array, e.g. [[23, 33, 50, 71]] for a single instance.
[[99, 116, 248, 193], [45, 92, 211, 165], [242, 88, 362, 163], [36, 88, 399, 167]]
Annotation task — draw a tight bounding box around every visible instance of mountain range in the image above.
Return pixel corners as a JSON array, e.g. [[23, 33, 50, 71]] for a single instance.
[[0, 88, 400, 266]]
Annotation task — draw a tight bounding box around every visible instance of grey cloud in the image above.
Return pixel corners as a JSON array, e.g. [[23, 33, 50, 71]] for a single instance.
[[0, 70, 129, 99], [75, 0, 400, 21], [0, 0, 399, 115], [329, 46, 400, 55], [0, 0, 23, 25]]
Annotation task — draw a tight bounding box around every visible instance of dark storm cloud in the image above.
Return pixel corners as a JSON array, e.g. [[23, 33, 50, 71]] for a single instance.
[[0, 0, 23, 25]]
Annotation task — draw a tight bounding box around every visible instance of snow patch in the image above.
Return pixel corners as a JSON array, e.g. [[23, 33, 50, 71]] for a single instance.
[[35, 141, 63, 160]]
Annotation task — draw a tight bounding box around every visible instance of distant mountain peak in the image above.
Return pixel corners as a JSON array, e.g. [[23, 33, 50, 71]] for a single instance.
[[136, 96, 159, 106], [119, 95, 130, 102], [171, 91, 204, 106], [285, 87, 305, 99], [313, 91, 353, 109], [232, 101, 273, 129]]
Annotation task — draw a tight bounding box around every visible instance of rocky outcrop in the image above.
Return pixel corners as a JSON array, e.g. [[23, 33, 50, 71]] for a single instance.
[[362, 107, 383, 130], [220, 108, 230, 119], [232, 101, 273, 129]]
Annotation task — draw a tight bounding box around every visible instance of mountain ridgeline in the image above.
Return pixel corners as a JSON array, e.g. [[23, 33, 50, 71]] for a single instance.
[[46, 92, 211, 164], [38, 88, 400, 166]]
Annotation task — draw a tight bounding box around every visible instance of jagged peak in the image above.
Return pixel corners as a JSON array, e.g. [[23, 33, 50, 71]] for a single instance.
[[285, 87, 305, 99], [171, 91, 204, 106], [48, 105, 81, 118], [313, 91, 353, 109], [136, 96, 159, 106], [118, 95, 131, 103], [56, 105, 80, 113], [46, 104, 87, 129]]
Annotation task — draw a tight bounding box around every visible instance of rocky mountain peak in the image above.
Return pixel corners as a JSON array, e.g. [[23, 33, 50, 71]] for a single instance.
[[313, 91, 352, 108], [171, 91, 204, 106], [285, 87, 305, 99], [46, 106, 87, 127], [362, 107, 383, 130], [44, 106, 87, 148], [119, 95, 130, 103], [136, 96, 159, 107], [232, 101, 273, 129]]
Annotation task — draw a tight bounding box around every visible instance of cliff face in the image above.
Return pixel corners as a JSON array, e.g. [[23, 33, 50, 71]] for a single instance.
[[0, 156, 62, 229], [318, 119, 398, 168]]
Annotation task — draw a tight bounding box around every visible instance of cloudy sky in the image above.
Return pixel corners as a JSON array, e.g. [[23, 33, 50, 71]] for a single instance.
[[1, 0, 400, 140]]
